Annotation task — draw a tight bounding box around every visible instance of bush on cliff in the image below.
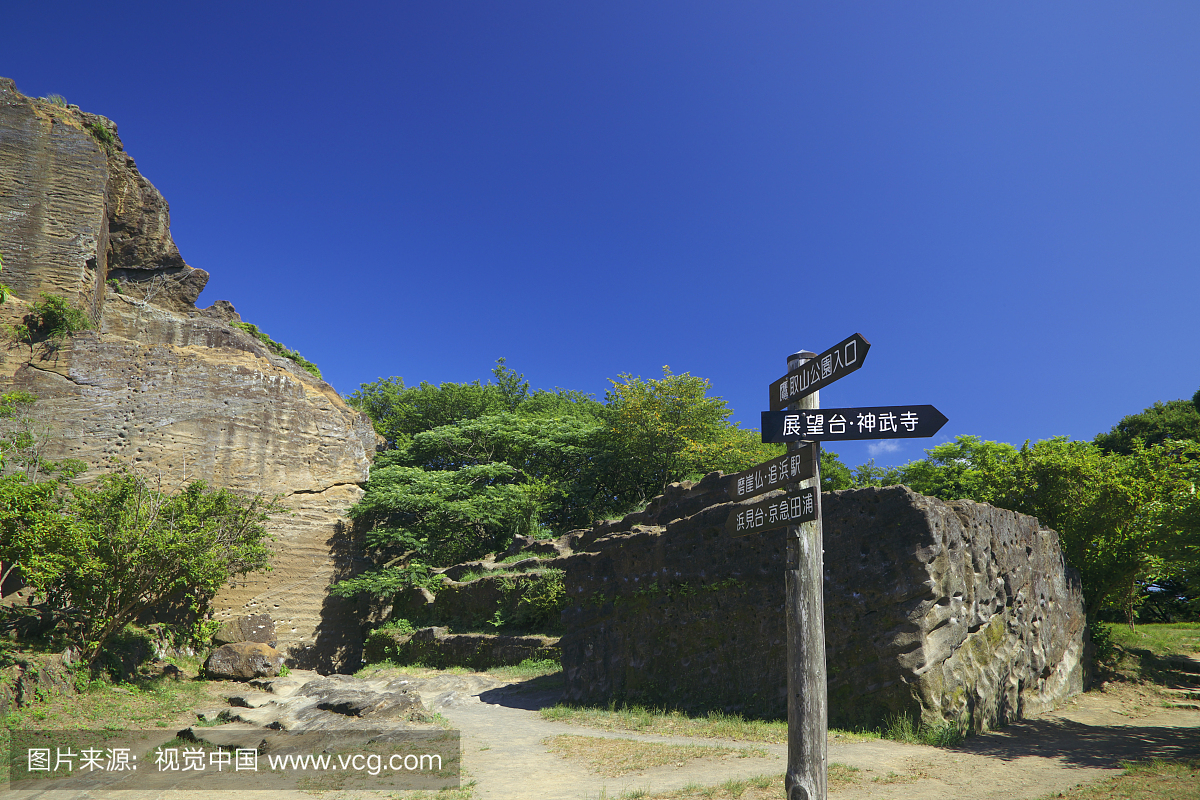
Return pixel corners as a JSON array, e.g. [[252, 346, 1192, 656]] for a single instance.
[[231, 321, 321, 379], [9, 293, 92, 345]]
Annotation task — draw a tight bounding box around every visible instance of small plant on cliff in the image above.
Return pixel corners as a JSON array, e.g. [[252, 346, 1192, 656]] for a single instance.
[[85, 122, 116, 154], [41, 94, 67, 107], [0, 249, 10, 304], [10, 293, 92, 347], [231, 321, 321, 379]]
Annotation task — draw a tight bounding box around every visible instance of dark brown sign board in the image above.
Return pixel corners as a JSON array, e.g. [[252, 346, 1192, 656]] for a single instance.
[[726, 486, 818, 537], [769, 333, 871, 411], [725, 445, 815, 502], [761, 405, 948, 443]]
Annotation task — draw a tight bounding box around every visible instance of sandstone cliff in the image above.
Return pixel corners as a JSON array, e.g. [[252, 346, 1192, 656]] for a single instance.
[[0, 78, 375, 670], [559, 475, 1087, 731]]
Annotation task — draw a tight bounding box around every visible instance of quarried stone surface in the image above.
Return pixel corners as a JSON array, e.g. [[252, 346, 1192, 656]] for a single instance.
[[205, 642, 285, 680], [213, 613, 277, 647], [559, 476, 1086, 730], [365, 627, 560, 671], [0, 78, 377, 671]]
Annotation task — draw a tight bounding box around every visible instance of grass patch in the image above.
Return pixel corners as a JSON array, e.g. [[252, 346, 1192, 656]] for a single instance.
[[828, 762, 861, 787], [394, 786, 477, 800], [1107, 622, 1200, 657], [881, 713, 966, 747], [452, 566, 562, 583], [2, 675, 212, 732], [486, 658, 561, 680], [1099, 622, 1200, 688], [499, 553, 545, 564], [542, 734, 767, 777], [541, 703, 877, 744], [1036, 759, 1200, 799]]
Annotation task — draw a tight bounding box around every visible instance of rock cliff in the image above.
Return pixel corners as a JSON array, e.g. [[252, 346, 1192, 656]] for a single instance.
[[0, 78, 375, 670], [559, 475, 1087, 731]]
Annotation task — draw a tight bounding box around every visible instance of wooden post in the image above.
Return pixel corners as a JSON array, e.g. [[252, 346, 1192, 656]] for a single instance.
[[785, 349, 827, 800]]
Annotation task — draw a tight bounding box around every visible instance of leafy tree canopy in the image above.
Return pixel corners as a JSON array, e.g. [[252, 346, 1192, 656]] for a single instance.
[[1094, 390, 1200, 454], [339, 362, 776, 598]]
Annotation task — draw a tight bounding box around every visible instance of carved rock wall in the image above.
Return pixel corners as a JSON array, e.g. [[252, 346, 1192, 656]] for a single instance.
[[0, 78, 374, 670], [559, 476, 1086, 730]]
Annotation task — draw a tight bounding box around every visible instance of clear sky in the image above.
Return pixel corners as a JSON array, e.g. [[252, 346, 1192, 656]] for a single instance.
[[6, 1, 1199, 469]]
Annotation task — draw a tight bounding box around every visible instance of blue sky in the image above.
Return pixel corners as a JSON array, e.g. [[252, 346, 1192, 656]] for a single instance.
[[6, 1, 1199, 469]]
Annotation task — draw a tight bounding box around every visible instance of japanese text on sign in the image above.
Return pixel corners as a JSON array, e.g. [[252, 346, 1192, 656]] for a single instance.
[[769, 333, 870, 411], [726, 444, 815, 501], [725, 487, 818, 537], [761, 405, 948, 443]]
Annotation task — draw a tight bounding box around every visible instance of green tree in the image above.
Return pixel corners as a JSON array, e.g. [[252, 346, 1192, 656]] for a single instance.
[[1094, 392, 1200, 454], [349, 360, 534, 450], [978, 438, 1200, 622], [602, 366, 778, 504], [340, 362, 778, 599], [23, 471, 276, 663], [820, 450, 854, 491], [331, 462, 541, 598], [892, 435, 1019, 500]]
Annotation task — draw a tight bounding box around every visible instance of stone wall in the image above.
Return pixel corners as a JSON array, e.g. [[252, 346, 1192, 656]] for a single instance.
[[559, 474, 1087, 731], [0, 78, 376, 671]]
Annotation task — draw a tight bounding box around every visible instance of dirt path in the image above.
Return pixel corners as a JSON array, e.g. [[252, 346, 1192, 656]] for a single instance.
[[436, 677, 1200, 800], [7, 673, 1198, 800]]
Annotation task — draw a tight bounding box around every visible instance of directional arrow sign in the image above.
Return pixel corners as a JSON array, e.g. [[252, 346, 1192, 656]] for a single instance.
[[762, 405, 948, 443], [726, 443, 815, 502], [727, 486, 818, 537], [769, 333, 870, 411]]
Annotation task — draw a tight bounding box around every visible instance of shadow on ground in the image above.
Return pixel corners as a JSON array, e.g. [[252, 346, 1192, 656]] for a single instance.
[[961, 717, 1200, 767], [478, 672, 565, 711]]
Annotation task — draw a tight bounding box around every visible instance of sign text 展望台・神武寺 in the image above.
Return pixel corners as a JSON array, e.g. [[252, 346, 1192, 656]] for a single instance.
[[761, 405, 948, 443]]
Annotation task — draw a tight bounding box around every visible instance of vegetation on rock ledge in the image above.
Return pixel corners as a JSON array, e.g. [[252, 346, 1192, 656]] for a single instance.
[[232, 321, 321, 378]]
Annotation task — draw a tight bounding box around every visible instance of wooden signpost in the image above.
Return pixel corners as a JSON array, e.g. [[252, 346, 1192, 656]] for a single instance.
[[724, 335, 946, 800]]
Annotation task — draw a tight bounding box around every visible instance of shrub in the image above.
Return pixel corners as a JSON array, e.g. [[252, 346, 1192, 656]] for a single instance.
[[3, 469, 278, 664], [11, 293, 92, 345]]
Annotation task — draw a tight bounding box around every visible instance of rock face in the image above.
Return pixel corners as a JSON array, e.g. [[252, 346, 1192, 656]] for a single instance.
[[0, 78, 376, 670], [213, 613, 278, 647], [364, 626, 561, 670], [559, 475, 1087, 731], [205, 642, 285, 680]]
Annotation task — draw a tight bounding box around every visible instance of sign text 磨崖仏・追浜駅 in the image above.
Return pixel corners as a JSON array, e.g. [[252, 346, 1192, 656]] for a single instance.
[[725, 443, 815, 502]]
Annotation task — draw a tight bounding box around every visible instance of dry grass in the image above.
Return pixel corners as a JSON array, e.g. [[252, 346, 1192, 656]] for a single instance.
[[585, 768, 862, 800], [1036, 759, 1200, 800], [542, 734, 767, 777], [540, 703, 878, 745]]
